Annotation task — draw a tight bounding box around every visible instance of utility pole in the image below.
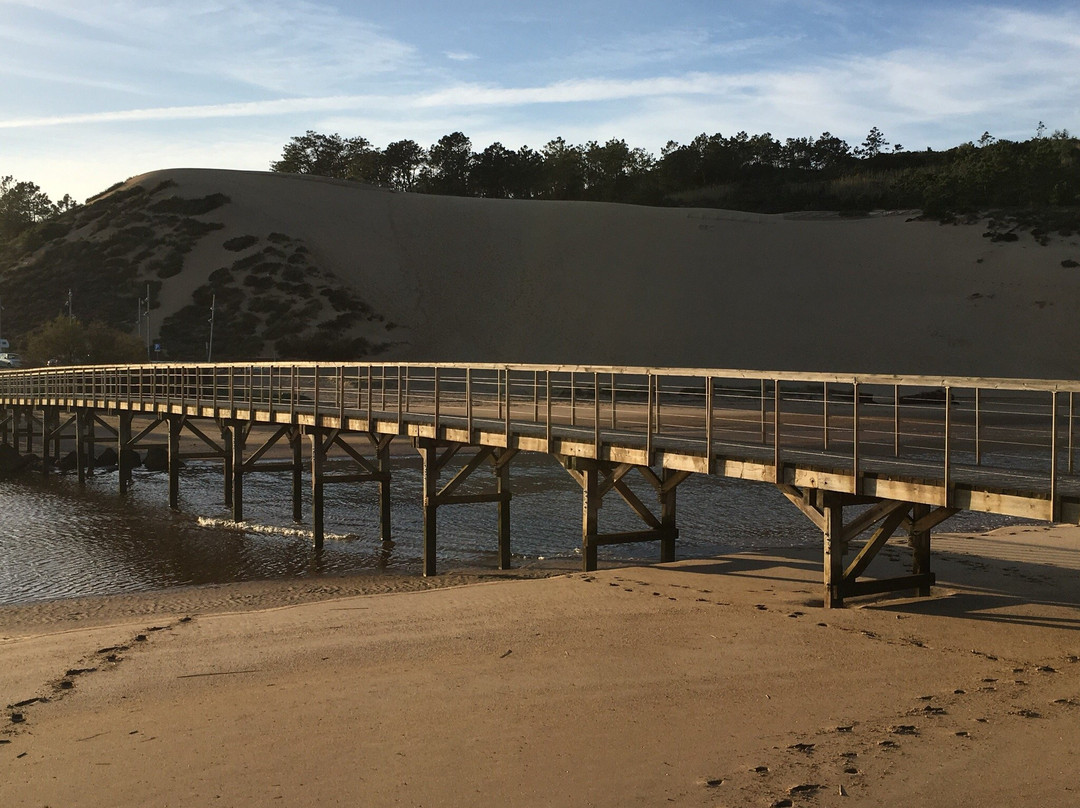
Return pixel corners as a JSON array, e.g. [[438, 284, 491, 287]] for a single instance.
[[206, 294, 216, 362], [144, 284, 151, 360], [66, 289, 73, 320]]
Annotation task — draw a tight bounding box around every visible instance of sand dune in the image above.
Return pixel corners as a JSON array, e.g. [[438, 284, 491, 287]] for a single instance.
[[126, 168, 1080, 378]]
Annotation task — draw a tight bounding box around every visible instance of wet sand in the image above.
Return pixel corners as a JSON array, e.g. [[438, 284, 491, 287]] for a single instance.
[[2, 525, 1080, 807]]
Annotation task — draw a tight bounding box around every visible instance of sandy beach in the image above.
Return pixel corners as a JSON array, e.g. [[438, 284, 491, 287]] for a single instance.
[[3, 524, 1079, 807]]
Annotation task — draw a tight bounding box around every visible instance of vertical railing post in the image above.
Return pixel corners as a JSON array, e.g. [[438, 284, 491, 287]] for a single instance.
[[366, 366, 373, 427], [646, 372, 654, 461], [759, 379, 767, 444], [975, 387, 982, 466], [773, 379, 781, 483], [852, 380, 861, 495], [943, 385, 952, 506], [289, 366, 296, 420], [593, 372, 600, 458], [397, 367, 403, 424], [570, 371, 576, 427], [1068, 391, 1074, 475], [433, 366, 441, 436], [533, 370, 539, 423], [705, 376, 714, 473], [545, 371, 552, 447], [338, 364, 345, 426], [503, 367, 511, 438], [823, 381, 829, 451], [1051, 390, 1059, 521], [610, 372, 617, 429], [893, 383, 900, 457], [466, 367, 473, 438]]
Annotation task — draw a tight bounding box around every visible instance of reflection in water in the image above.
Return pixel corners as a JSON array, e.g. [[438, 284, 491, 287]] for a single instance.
[[0, 453, 1028, 606]]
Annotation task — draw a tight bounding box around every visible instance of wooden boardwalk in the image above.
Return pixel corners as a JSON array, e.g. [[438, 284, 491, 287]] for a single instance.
[[2, 362, 1079, 606]]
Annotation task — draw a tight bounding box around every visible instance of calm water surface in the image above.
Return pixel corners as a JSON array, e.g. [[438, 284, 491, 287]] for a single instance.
[[0, 453, 1027, 606]]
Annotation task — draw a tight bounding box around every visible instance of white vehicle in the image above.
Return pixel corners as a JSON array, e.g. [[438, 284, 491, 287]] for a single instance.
[[0, 352, 23, 368]]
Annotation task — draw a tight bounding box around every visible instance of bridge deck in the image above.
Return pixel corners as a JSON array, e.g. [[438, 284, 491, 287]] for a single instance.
[[3, 362, 1079, 605]]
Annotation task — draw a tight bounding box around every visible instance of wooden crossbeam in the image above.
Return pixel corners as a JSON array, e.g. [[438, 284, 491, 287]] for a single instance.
[[438, 491, 511, 506], [492, 447, 518, 470], [46, 414, 77, 443], [840, 499, 905, 545], [913, 507, 959, 534], [242, 461, 299, 473], [368, 433, 394, 453], [130, 417, 165, 446], [241, 424, 291, 466], [434, 443, 460, 472], [438, 447, 494, 500], [593, 530, 665, 546], [598, 463, 634, 498], [91, 414, 119, 437], [777, 484, 826, 531], [183, 419, 227, 456], [636, 465, 662, 493], [611, 477, 662, 529], [332, 434, 379, 473], [844, 504, 911, 581], [321, 472, 392, 485], [660, 469, 692, 494]]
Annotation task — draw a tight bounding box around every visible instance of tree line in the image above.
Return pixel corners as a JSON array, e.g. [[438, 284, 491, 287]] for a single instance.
[[0, 175, 76, 250], [270, 125, 1080, 217]]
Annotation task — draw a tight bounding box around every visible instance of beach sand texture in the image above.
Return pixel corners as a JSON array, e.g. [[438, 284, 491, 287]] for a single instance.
[[3, 525, 1080, 807]]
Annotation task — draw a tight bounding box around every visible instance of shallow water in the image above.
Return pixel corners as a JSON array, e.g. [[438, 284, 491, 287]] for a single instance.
[[0, 453, 1027, 606]]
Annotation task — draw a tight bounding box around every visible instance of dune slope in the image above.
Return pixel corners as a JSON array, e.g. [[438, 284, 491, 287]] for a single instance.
[[15, 167, 1080, 377]]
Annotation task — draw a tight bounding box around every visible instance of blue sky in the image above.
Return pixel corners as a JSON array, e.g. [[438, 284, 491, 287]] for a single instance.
[[2, 0, 1078, 202]]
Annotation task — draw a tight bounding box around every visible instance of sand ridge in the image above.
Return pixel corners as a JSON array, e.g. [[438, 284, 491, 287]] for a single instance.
[[111, 168, 1080, 377]]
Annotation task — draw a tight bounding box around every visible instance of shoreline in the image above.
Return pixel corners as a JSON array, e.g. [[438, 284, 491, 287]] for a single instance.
[[4, 521, 1078, 637]]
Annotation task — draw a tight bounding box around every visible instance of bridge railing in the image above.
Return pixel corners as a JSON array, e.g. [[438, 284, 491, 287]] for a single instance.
[[2, 362, 1079, 501]]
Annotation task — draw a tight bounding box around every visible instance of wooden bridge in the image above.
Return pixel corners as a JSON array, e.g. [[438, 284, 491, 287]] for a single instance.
[[2, 362, 1078, 607]]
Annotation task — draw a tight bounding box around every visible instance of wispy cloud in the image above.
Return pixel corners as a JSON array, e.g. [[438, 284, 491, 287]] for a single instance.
[[4, 1, 1080, 202], [1, 0, 422, 98]]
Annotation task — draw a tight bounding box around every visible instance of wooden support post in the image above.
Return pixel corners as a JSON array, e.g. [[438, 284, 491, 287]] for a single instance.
[[496, 450, 512, 569], [40, 408, 55, 478], [118, 412, 133, 494], [377, 436, 392, 543], [230, 422, 245, 521], [220, 423, 233, 508], [310, 429, 326, 551], [659, 468, 678, 563], [418, 441, 438, 576], [910, 503, 932, 596], [291, 427, 303, 523], [582, 463, 599, 572], [86, 411, 96, 478], [75, 409, 87, 486], [168, 414, 181, 509], [25, 408, 33, 454], [821, 491, 845, 608]]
